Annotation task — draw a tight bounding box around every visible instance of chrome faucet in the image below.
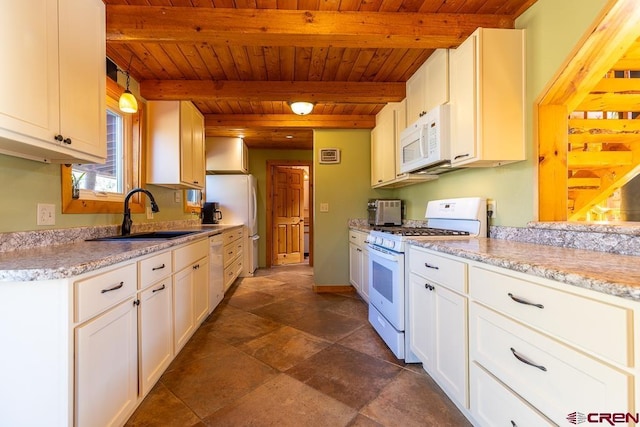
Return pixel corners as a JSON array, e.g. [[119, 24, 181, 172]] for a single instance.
[[122, 188, 160, 236]]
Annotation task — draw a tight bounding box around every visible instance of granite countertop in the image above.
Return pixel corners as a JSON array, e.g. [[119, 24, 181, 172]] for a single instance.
[[0, 225, 241, 282], [408, 237, 640, 302]]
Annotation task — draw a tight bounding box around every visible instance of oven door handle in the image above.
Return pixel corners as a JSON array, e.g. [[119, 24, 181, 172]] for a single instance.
[[368, 244, 400, 262]]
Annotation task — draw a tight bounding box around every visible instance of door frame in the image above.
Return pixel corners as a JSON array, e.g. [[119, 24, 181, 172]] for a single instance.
[[266, 160, 314, 268]]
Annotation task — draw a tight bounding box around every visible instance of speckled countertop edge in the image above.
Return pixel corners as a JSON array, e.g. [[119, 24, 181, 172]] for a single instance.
[[409, 238, 640, 302], [348, 219, 640, 302], [0, 224, 241, 282]]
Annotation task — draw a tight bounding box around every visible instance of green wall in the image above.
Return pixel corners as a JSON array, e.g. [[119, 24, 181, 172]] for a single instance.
[[313, 129, 390, 286], [247, 148, 313, 267], [0, 154, 194, 232], [395, 0, 607, 226]]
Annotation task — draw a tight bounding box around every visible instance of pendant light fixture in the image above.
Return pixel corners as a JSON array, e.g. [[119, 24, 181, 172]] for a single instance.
[[118, 70, 138, 114], [288, 101, 315, 115]]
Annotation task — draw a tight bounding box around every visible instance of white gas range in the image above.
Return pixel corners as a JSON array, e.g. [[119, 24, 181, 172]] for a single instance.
[[367, 197, 487, 362]]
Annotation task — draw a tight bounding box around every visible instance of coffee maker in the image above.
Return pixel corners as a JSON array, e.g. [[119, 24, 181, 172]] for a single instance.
[[202, 202, 223, 224]]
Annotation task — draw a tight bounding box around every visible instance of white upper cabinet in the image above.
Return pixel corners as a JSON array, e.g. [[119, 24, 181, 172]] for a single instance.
[[0, 0, 106, 163], [449, 28, 525, 167], [406, 49, 449, 124], [206, 136, 249, 173], [147, 100, 206, 189], [371, 102, 398, 187]]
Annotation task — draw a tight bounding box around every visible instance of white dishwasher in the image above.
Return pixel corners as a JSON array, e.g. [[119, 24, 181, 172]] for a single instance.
[[208, 233, 224, 314]]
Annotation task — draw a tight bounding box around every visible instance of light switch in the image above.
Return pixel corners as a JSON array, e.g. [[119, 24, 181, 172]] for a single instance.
[[320, 203, 329, 212]]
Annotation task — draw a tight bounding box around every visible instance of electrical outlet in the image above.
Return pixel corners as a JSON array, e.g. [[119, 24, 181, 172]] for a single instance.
[[487, 199, 496, 218], [320, 203, 329, 212], [37, 203, 56, 226], [146, 206, 154, 219], [174, 191, 181, 203]]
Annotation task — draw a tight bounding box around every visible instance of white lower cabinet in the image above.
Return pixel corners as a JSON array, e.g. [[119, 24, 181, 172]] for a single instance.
[[470, 362, 554, 426], [348, 229, 370, 302], [173, 239, 209, 353], [407, 245, 638, 426], [139, 280, 174, 396], [1, 236, 217, 427], [408, 248, 468, 407], [75, 297, 138, 427]]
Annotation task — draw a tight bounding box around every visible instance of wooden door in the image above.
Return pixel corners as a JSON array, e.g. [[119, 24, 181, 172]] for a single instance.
[[273, 167, 305, 265]]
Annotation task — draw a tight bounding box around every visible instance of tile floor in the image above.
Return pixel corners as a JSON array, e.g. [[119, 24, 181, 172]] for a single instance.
[[125, 264, 471, 426]]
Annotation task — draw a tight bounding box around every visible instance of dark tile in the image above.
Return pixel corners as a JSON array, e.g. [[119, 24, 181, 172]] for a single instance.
[[337, 324, 406, 366], [360, 370, 471, 427], [161, 345, 278, 419], [324, 295, 369, 320], [285, 308, 366, 342], [238, 325, 330, 371], [286, 344, 402, 410], [166, 322, 238, 373], [348, 414, 385, 427], [207, 309, 281, 346], [203, 374, 357, 427], [125, 382, 201, 427], [226, 289, 279, 310], [249, 299, 316, 325]]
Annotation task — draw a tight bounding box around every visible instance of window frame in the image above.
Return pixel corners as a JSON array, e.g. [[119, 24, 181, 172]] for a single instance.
[[61, 78, 146, 214]]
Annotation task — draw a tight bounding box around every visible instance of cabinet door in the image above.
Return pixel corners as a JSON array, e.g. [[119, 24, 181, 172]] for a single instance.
[[406, 61, 427, 123], [140, 280, 174, 396], [450, 33, 477, 165], [423, 49, 449, 113], [349, 243, 362, 292], [433, 285, 468, 407], [408, 273, 435, 367], [371, 103, 398, 186], [0, 1, 60, 146], [76, 298, 138, 427], [58, 0, 105, 158], [190, 105, 205, 189], [360, 247, 370, 303], [173, 266, 195, 353], [180, 101, 195, 186], [193, 257, 209, 325]]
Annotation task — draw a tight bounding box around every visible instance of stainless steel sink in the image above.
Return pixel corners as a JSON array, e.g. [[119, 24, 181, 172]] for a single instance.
[[87, 230, 200, 241]]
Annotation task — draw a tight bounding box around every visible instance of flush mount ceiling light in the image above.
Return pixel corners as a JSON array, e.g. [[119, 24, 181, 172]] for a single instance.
[[118, 69, 138, 114], [288, 101, 315, 116]]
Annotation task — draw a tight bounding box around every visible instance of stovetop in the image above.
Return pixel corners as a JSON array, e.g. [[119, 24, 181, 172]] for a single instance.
[[372, 226, 471, 237]]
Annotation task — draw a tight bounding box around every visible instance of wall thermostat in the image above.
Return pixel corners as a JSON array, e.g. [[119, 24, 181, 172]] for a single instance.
[[319, 148, 341, 164]]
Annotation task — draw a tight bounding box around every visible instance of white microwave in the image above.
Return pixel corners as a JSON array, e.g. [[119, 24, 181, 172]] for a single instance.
[[399, 104, 451, 174]]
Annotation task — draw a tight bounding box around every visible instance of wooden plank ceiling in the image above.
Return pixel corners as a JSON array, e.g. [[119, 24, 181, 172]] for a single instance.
[[104, 0, 537, 149]]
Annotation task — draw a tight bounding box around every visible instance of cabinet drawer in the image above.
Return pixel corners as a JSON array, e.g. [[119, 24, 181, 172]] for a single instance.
[[469, 265, 632, 366], [349, 230, 367, 247], [470, 362, 554, 427], [75, 263, 137, 323], [470, 303, 631, 424], [223, 228, 243, 245], [409, 247, 467, 293], [223, 257, 242, 291], [139, 250, 173, 289], [174, 239, 208, 272], [223, 242, 238, 267]]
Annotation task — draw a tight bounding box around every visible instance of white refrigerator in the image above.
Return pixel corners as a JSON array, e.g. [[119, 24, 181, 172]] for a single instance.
[[205, 174, 259, 276]]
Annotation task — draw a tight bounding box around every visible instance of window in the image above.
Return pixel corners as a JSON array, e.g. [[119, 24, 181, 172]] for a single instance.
[[62, 78, 145, 214]]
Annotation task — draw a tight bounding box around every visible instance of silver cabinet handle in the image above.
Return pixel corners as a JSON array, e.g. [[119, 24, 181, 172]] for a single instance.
[[508, 293, 544, 309], [101, 281, 124, 293], [510, 347, 547, 371], [152, 284, 166, 293]]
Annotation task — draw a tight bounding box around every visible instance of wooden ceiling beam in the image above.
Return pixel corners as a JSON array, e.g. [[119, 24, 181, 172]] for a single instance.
[[204, 114, 376, 130], [141, 80, 405, 103], [106, 6, 514, 49]]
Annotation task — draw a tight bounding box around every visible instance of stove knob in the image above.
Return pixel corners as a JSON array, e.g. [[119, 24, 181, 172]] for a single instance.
[[375, 237, 383, 245]]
